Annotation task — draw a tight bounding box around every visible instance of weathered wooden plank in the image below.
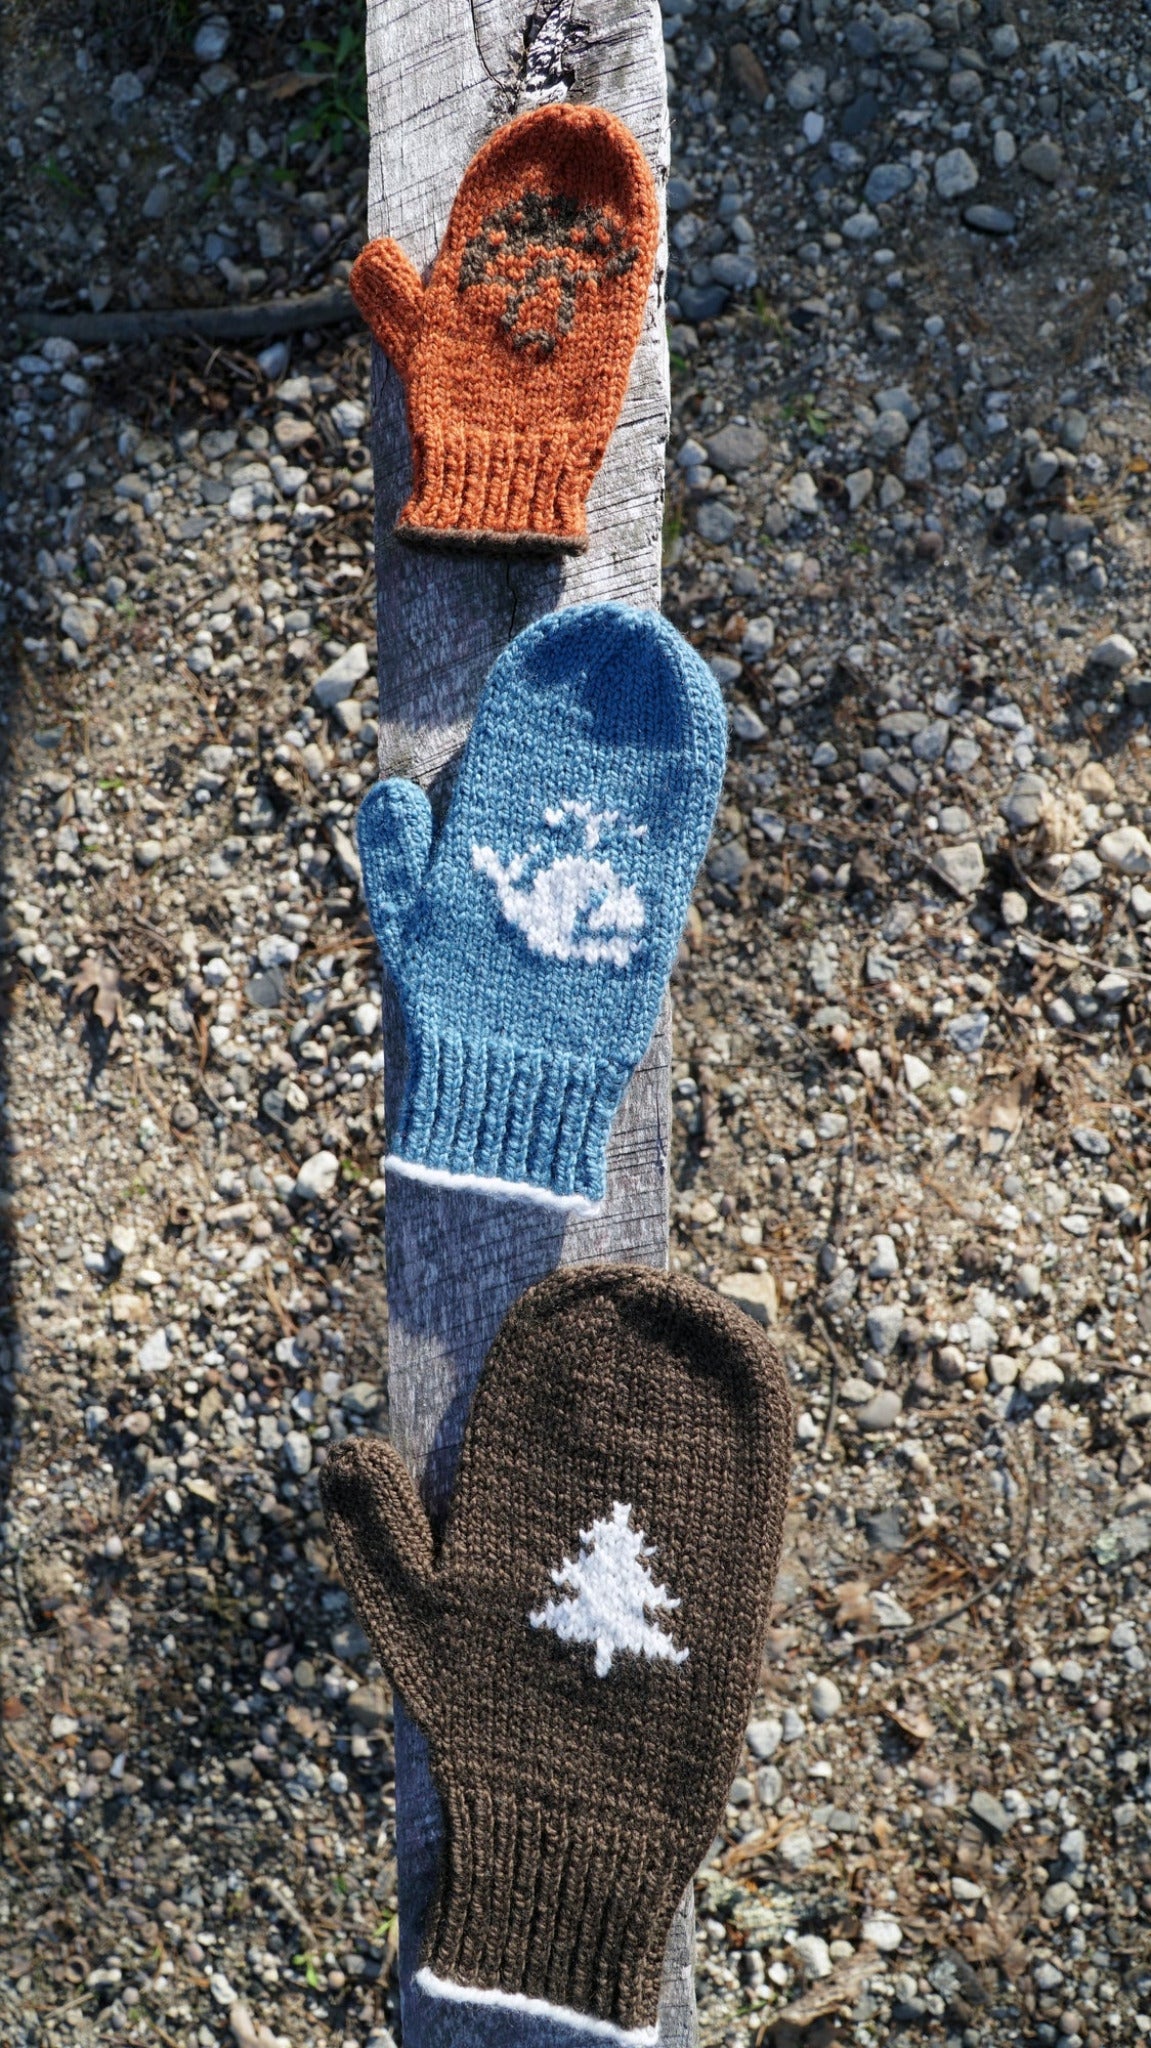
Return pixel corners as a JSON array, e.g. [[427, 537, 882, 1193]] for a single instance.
[[365, 3, 694, 2043]]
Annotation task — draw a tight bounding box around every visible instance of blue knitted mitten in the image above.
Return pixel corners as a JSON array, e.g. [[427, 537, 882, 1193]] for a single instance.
[[358, 603, 726, 1211]]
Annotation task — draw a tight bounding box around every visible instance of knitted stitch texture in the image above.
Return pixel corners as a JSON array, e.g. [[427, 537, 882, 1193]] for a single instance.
[[321, 1265, 792, 2041], [357, 603, 726, 1211], [350, 103, 658, 555]]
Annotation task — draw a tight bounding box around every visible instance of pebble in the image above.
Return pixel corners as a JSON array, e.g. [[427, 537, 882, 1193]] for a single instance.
[[867, 1234, 899, 1279], [294, 1150, 340, 1202], [746, 1716, 782, 1760], [970, 1789, 1012, 1836], [865, 1303, 905, 1355], [810, 1676, 842, 1722], [1020, 138, 1064, 183], [1097, 826, 1151, 876], [792, 1933, 833, 1978], [855, 1388, 902, 1432], [705, 422, 767, 476], [695, 500, 737, 544], [860, 1914, 903, 1952], [931, 841, 986, 896], [934, 148, 979, 199], [787, 472, 819, 516], [1089, 632, 1137, 672]]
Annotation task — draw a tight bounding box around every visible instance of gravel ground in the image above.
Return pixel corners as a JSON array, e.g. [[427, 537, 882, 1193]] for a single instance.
[[3, 1, 1151, 2045]]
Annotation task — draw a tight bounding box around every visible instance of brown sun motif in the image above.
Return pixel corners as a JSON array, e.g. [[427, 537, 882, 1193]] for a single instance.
[[459, 190, 640, 355]]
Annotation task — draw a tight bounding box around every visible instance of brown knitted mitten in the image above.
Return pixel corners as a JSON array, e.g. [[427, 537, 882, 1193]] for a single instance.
[[350, 103, 659, 556], [321, 1265, 792, 2044]]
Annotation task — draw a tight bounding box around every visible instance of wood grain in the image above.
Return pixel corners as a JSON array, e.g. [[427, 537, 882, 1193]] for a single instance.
[[365, 2, 694, 2042]]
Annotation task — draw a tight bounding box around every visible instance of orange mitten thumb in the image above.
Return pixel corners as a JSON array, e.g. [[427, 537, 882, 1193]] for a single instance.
[[350, 238, 425, 373]]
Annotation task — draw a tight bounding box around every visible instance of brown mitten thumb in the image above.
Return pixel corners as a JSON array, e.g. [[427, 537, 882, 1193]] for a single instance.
[[350, 239, 425, 373], [320, 1435, 440, 1721]]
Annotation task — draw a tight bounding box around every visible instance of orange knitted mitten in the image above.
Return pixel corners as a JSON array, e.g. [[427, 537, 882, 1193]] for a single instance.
[[350, 103, 659, 556]]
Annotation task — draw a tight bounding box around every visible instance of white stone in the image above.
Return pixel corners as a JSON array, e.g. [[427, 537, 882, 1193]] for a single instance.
[[993, 129, 1017, 168], [810, 1676, 842, 1722], [283, 1429, 313, 1477], [717, 1270, 778, 1325], [932, 840, 985, 896], [902, 1054, 932, 1092], [861, 1914, 903, 1952], [793, 1934, 833, 1979], [353, 1001, 381, 1037], [869, 1234, 900, 1278], [787, 471, 819, 516], [1021, 1356, 1065, 1397], [257, 934, 299, 968], [741, 615, 776, 659], [294, 1150, 340, 1202], [1098, 826, 1151, 876], [137, 1329, 171, 1373]]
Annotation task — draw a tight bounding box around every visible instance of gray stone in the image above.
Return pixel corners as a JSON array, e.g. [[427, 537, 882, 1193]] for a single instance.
[[785, 66, 827, 111], [695, 499, 737, 544], [865, 162, 914, 207], [971, 1789, 1012, 1835], [949, 1009, 990, 1054], [902, 417, 933, 483], [842, 209, 880, 242], [1020, 138, 1063, 183], [846, 467, 873, 510], [741, 615, 776, 659], [932, 841, 985, 896], [871, 409, 910, 456], [705, 422, 768, 475], [935, 148, 979, 199], [934, 441, 969, 475], [666, 176, 695, 213], [283, 1429, 313, 1477], [842, 90, 881, 134], [707, 839, 748, 887], [911, 719, 949, 762], [855, 1389, 902, 1432], [866, 1303, 905, 1356], [861, 1507, 905, 1553], [1000, 773, 1048, 833], [731, 704, 767, 743], [1090, 632, 1137, 672], [946, 735, 981, 775], [710, 252, 757, 291], [246, 968, 286, 1011], [879, 12, 934, 56], [193, 16, 230, 61], [964, 204, 1016, 235], [746, 1716, 782, 1761], [678, 283, 729, 323]]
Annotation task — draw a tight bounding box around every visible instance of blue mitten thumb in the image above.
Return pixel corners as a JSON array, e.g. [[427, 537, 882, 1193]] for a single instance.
[[357, 779, 434, 963]]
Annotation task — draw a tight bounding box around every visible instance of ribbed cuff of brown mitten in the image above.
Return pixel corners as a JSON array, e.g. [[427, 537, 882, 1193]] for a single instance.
[[418, 1785, 674, 2043]]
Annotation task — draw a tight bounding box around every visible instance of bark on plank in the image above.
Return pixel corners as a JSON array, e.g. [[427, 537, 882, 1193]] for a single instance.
[[366, 4, 692, 2044]]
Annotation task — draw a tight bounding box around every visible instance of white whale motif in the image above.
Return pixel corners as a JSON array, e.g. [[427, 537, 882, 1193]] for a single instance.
[[472, 802, 646, 968]]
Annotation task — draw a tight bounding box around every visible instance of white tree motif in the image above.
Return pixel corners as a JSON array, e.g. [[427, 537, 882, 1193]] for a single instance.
[[529, 1501, 689, 1678]]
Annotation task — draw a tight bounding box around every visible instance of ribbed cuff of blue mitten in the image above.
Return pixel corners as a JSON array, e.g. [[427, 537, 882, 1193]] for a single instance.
[[385, 1030, 633, 1211]]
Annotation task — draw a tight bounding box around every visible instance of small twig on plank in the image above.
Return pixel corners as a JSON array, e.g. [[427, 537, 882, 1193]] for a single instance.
[[19, 285, 355, 347]]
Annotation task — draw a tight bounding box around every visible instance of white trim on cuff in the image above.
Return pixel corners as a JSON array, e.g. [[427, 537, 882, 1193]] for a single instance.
[[415, 1968, 659, 2047], [383, 1155, 602, 1216]]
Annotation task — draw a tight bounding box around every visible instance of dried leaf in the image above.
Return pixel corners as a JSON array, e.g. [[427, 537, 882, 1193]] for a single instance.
[[255, 69, 323, 99], [835, 1579, 876, 1629], [71, 953, 121, 1032], [970, 1063, 1035, 1158], [774, 1945, 880, 2025], [881, 1702, 935, 1746]]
